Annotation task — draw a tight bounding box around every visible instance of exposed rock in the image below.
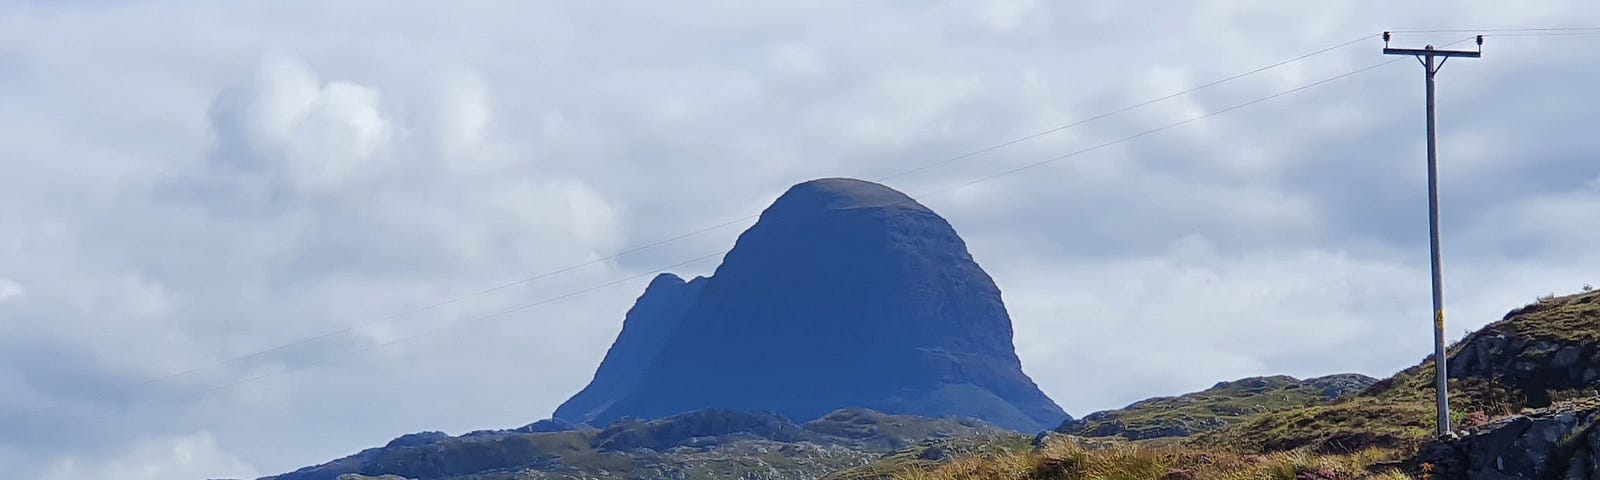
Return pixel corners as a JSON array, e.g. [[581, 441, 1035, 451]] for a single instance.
[[261, 407, 1009, 480], [1305, 373, 1383, 400], [557, 178, 1067, 432], [1386, 292, 1600, 479], [383, 432, 448, 449], [1028, 432, 1126, 452], [1410, 399, 1600, 480], [802, 408, 1006, 451], [918, 445, 950, 461], [593, 410, 818, 451], [516, 417, 586, 433], [1436, 290, 1600, 407]]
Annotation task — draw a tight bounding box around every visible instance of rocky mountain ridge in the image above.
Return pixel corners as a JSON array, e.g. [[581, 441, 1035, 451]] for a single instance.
[[557, 178, 1067, 432]]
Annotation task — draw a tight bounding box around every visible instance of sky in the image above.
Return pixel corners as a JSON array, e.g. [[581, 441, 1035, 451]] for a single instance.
[[1, 1, 1598, 478]]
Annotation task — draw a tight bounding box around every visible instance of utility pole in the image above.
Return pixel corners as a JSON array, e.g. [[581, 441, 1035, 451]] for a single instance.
[[1382, 32, 1482, 436]]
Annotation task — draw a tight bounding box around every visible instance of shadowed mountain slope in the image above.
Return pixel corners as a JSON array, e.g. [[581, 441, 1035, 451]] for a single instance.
[[556, 178, 1067, 432]]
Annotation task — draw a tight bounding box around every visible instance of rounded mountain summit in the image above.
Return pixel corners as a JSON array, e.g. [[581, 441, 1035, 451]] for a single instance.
[[555, 178, 1069, 432]]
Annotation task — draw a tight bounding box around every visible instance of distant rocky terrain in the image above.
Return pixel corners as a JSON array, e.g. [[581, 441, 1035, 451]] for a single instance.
[[261, 408, 1013, 480], [557, 178, 1066, 432], [1055, 373, 1377, 440], [261, 176, 1600, 480], [268, 289, 1600, 480]]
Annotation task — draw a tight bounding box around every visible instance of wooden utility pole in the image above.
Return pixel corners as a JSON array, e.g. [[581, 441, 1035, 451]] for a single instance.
[[1382, 32, 1482, 436]]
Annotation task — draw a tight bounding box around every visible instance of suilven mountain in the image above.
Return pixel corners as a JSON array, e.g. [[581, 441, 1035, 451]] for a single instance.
[[554, 177, 1068, 432]]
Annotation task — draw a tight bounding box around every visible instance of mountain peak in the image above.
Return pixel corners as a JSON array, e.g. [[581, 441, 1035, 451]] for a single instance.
[[555, 177, 1066, 432], [767, 177, 931, 214]]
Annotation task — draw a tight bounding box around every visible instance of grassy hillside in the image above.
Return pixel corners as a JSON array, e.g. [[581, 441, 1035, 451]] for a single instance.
[[1196, 290, 1600, 455], [895, 435, 1411, 480], [880, 289, 1600, 480], [1058, 374, 1376, 441]]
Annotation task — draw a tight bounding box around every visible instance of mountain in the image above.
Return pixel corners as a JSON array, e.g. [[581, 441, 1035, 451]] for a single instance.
[[556, 178, 1067, 432], [260, 408, 1014, 480], [1054, 373, 1377, 440], [553, 274, 706, 424]]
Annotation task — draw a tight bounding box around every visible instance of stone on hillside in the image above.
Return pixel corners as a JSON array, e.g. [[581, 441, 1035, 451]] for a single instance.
[[1410, 400, 1600, 480]]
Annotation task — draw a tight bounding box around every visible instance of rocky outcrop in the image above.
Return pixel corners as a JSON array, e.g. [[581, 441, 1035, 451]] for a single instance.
[[1442, 291, 1600, 406], [557, 178, 1068, 432], [593, 409, 819, 451], [1056, 374, 1376, 440], [1389, 292, 1600, 479], [260, 408, 1009, 480], [1411, 400, 1600, 480], [516, 417, 586, 434], [383, 432, 449, 449]]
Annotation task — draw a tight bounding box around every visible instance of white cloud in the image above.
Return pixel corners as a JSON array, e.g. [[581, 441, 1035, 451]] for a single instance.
[[1, 0, 1598, 477], [213, 55, 394, 192], [1000, 242, 1428, 413], [41, 431, 257, 480], [0, 279, 22, 303]]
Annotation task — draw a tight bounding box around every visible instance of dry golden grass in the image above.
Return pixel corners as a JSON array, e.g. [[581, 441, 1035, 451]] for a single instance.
[[893, 438, 1415, 480]]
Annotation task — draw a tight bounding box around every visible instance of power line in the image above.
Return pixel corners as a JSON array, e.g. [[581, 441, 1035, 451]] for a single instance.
[[923, 54, 1427, 197], [922, 35, 1471, 197], [876, 34, 1376, 183], [34, 32, 1387, 415], [1484, 32, 1600, 37], [63, 36, 1449, 425], [1388, 26, 1600, 34]]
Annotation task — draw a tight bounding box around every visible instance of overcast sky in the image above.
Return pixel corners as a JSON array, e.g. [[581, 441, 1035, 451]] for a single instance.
[[2, 1, 1598, 478]]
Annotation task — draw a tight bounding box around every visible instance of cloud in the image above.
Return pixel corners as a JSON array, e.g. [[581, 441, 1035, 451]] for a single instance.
[[0, 0, 1597, 477], [204, 54, 394, 199], [41, 431, 258, 480], [0, 279, 22, 302]]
